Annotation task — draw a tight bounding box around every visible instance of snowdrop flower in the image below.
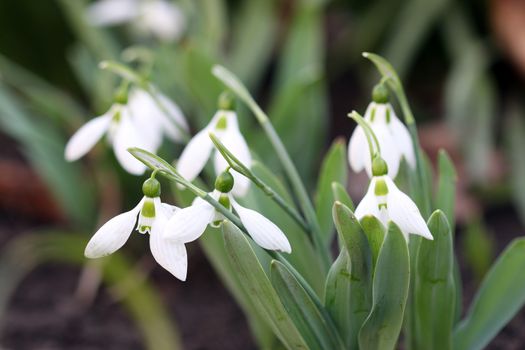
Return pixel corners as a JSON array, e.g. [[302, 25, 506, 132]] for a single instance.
[[86, 0, 186, 41], [348, 84, 415, 178], [84, 177, 188, 280], [164, 171, 291, 253], [127, 87, 189, 144], [65, 91, 158, 175], [355, 157, 432, 241], [177, 94, 251, 197]]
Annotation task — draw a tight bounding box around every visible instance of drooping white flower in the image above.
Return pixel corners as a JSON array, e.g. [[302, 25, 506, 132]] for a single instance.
[[176, 110, 252, 197], [348, 102, 415, 178], [65, 103, 158, 175], [86, 0, 186, 41], [355, 174, 432, 241], [163, 188, 291, 253], [84, 178, 188, 280], [127, 87, 189, 144]]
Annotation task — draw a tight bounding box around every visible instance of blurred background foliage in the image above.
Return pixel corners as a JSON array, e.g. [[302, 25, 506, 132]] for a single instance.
[[0, 0, 524, 348]]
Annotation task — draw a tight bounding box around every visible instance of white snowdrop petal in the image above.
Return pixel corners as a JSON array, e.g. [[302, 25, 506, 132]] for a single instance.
[[139, 0, 186, 41], [112, 112, 150, 175], [65, 114, 112, 161], [354, 178, 380, 220], [84, 199, 142, 258], [348, 126, 368, 173], [232, 201, 291, 253], [385, 177, 433, 240], [163, 199, 214, 243], [155, 92, 188, 142], [176, 128, 214, 181], [149, 214, 188, 281], [390, 112, 416, 168], [86, 0, 139, 26], [127, 89, 164, 146]]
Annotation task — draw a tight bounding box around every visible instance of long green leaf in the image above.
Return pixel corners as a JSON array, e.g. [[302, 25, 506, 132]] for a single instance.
[[359, 215, 385, 271], [271, 261, 345, 350], [222, 222, 308, 349], [415, 210, 455, 350], [315, 139, 348, 245], [453, 238, 525, 350], [332, 202, 373, 348], [324, 249, 351, 344], [359, 222, 410, 350], [435, 150, 457, 228]]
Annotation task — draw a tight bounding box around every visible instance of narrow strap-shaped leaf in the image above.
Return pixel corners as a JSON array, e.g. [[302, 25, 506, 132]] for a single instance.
[[453, 238, 525, 350], [435, 150, 457, 229], [331, 181, 355, 211], [359, 215, 386, 271], [222, 222, 308, 349], [324, 249, 351, 346], [415, 210, 455, 350], [315, 139, 348, 246], [271, 260, 345, 350], [332, 202, 373, 348], [359, 222, 410, 350]]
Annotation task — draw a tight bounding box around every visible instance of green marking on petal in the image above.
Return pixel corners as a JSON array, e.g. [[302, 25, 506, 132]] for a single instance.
[[374, 178, 389, 196], [215, 115, 228, 130], [386, 108, 391, 124], [141, 199, 156, 218]]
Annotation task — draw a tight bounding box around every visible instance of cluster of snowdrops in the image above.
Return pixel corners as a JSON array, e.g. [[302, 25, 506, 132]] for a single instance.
[[65, 60, 432, 282]]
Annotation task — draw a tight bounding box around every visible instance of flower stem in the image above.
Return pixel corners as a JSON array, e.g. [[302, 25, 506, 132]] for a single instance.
[[209, 133, 311, 234], [212, 65, 331, 271]]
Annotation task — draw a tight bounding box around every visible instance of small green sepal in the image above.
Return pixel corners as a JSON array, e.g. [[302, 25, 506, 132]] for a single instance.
[[372, 83, 389, 104], [142, 178, 161, 197], [218, 91, 236, 111], [215, 171, 234, 193], [372, 156, 389, 177]]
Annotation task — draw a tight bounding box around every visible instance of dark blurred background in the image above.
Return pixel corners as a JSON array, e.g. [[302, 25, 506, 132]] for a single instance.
[[0, 0, 524, 349]]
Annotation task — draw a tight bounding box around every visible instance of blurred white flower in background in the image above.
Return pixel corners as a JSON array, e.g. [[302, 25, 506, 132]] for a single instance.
[[86, 0, 186, 41], [65, 86, 188, 175]]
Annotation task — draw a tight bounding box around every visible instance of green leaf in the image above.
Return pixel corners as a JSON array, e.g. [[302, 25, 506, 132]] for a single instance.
[[228, 0, 277, 90], [359, 215, 386, 271], [382, 0, 451, 78], [222, 222, 308, 349], [271, 260, 345, 350], [415, 210, 455, 350], [359, 222, 410, 350], [331, 182, 355, 211], [324, 249, 351, 345], [435, 150, 457, 229], [453, 238, 525, 350], [243, 162, 325, 295], [315, 139, 348, 245], [271, 5, 328, 184], [332, 202, 373, 348]]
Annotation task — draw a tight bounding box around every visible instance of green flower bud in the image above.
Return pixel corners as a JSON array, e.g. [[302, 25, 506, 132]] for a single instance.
[[218, 91, 236, 111], [372, 83, 389, 104], [372, 156, 389, 177], [215, 170, 234, 193], [142, 178, 161, 197]]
